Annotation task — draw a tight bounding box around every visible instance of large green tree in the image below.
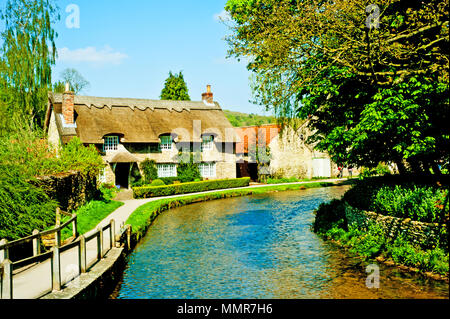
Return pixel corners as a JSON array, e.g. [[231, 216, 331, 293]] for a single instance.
[[160, 71, 191, 101], [225, 0, 449, 174], [0, 0, 59, 130]]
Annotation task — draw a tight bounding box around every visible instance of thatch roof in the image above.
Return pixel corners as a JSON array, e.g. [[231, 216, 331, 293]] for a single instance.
[[49, 93, 238, 144], [110, 152, 139, 163]]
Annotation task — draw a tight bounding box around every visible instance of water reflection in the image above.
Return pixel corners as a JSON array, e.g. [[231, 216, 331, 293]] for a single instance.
[[115, 187, 449, 299]]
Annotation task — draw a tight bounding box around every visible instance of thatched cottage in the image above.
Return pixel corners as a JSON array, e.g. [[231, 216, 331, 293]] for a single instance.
[[45, 85, 238, 188]]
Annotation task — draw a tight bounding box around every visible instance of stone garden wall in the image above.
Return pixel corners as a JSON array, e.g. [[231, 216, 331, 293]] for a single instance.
[[345, 203, 448, 249]]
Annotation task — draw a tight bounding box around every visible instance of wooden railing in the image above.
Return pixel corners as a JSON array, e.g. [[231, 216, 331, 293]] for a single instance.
[[0, 213, 131, 299]]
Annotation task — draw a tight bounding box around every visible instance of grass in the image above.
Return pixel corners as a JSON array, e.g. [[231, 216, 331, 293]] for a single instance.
[[126, 181, 337, 239], [61, 200, 124, 241]]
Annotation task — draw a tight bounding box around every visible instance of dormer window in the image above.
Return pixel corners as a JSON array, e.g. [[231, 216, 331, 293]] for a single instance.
[[160, 135, 173, 150], [104, 136, 119, 151], [201, 135, 214, 151]]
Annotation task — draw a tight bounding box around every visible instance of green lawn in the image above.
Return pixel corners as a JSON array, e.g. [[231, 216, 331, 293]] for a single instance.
[[61, 200, 124, 240]]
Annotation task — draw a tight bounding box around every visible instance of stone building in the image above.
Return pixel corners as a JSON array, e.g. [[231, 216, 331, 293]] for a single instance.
[[45, 84, 238, 188], [235, 123, 340, 180]]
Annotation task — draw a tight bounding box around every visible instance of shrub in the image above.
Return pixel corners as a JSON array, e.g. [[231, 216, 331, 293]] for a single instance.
[[133, 178, 251, 198], [150, 179, 165, 186], [359, 163, 391, 179], [177, 160, 201, 183], [160, 177, 180, 185], [140, 159, 158, 183], [58, 137, 104, 178], [99, 183, 118, 201], [0, 165, 58, 241], [129, 163, 143, 186], [312, 199, 347, 234], [371, 185, 448, 223]]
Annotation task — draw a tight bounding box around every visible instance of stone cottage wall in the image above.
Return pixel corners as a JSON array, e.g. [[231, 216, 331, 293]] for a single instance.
[[269, 126, 332, 179], [32, 170, 97, 212], [345, 204, 448, 249]]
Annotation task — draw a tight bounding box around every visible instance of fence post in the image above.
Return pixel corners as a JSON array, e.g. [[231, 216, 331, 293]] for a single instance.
[[126, 225, 131, 251], [56, 207, 61, 227], [0, 239, 8, 264], [97, 227, 103, 260], [1, 259, 13, 299], [32, 230, 40, 257], [110, 219, 116, 249], [79, 236, 86, 273], [52, 230, 61, 291], [72, 213, 78, 238]]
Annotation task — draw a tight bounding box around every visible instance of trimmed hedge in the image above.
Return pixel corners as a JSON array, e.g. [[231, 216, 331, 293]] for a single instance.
[[133, 177, 251, 198]]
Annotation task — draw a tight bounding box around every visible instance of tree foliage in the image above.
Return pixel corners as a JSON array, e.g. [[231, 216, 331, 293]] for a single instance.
[[224, 109, 276, 127], [56, 68, 90, 94], [225, 0, 449, 173], [160, 71, 191, 101], [0, 0, 59, 129]]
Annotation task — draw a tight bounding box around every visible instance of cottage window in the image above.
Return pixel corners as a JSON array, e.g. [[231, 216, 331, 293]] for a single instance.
[[98, 166, 107, 184], [104, 136, 119, 151], [201, 135, 214, 151], [199, 162, 216, 178], [157, 163, 177, 178], [160, 136, 173, 150]]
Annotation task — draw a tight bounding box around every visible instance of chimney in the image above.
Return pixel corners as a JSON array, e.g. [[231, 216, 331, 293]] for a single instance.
[[202, 85, 214, 104], [62, 82, 75, 125]]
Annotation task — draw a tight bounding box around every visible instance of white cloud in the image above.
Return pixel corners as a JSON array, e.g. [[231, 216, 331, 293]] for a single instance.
[[213, 10, 231, 22], [57, 46, 128, 66]]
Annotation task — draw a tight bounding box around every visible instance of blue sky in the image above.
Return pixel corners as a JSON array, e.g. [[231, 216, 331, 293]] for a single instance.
[[51, 0, 270, 115]]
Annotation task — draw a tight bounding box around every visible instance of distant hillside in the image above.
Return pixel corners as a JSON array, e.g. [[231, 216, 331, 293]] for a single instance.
[[223, 110, 276, 127]]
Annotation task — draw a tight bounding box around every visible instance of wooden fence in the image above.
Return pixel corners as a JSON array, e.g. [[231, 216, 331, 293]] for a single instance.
[[0, 211, 131, 299]]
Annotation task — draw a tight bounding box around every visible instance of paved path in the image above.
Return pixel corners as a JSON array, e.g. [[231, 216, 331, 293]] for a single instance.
[[3, 178, 347, 299]]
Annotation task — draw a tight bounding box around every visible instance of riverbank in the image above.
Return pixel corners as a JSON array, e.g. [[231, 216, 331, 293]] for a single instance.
[[312, 176, 449, 282]]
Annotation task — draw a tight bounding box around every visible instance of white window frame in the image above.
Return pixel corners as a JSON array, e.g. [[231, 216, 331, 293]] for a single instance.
[[160, 136, 173, 151], [199, 162, 216, 178], [157, 163, 177, 178], [201, 135, 214, 152], [104, 136, 119, 151], [98, 166, 107, 184]]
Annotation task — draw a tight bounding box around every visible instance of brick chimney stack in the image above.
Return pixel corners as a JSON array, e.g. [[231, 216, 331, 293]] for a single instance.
[[62, 82, 75, 125], [202, 85, 214, 104]]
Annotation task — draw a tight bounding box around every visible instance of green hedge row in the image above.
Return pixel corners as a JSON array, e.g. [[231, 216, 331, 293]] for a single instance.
[[133, 177, 251, 198]]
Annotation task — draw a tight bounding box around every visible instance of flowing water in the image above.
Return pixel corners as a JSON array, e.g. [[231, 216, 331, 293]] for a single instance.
[[114, 187, 449, 299]]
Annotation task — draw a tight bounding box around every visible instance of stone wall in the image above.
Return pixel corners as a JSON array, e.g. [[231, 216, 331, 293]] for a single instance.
[[345, 204, 448, 249], [269, 126, 329, 178], [33, 170, 97, 212]]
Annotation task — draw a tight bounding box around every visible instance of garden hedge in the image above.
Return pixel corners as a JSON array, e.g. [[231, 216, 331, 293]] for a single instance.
[[133, 177, 251, 198]]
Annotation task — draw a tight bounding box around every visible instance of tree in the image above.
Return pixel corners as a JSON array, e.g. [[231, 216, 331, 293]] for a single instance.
[[0, 0, 59, 129], [58, 68, 90, 94], [52, 81, 65, 93], [160, 71, 191, 101], [225, 0, 449, 174]]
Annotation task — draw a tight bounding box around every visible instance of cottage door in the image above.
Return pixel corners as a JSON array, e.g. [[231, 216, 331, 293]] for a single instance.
[[115, 163, 131, 189]]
